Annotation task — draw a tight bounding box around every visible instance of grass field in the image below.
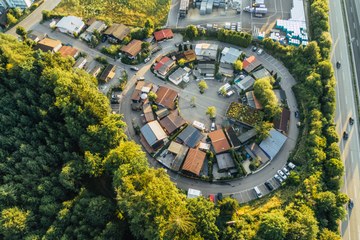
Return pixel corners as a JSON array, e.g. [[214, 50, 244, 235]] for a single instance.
[[53, 0, 171, 27]]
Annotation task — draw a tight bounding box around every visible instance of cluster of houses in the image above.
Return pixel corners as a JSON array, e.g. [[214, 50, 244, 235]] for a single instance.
[[49, 15, 174, 60]]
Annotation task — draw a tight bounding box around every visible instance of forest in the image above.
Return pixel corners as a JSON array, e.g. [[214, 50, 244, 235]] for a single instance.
[[0, 0, 346, 237]]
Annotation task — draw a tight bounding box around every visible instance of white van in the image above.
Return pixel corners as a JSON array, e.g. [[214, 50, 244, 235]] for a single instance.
[[254, 186, 263, 198]]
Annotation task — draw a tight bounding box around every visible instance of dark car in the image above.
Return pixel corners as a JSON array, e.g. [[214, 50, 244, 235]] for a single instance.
[[348, 199, 354, 209], [294, 111, 299, 118], [349, 117, 354, 125], [252, 46, 257, 52], [217, 193, 223, 201], [343, 131, 349, 140], [265, 181, 274, 191], [336, 61, 341, 69]]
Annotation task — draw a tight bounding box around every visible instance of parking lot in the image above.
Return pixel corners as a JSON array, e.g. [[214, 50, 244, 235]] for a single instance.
[[176, 0, 292, 35]]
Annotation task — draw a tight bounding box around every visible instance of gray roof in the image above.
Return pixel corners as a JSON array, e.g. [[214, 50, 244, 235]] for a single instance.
[[198, 63, 216, 69], [140, 121, 167, 146], [220, 47, 242, 64], [259, 129, 287, 160], [86, 20, 107, 33], [177, 125, 204, 148], [238, 128, 257, 143], [216, 153, 236, 170], [245, 91, 255, 109], [252, 68, 271, 80], [169, 67, 187, 81], [235, 75, 255, 91]]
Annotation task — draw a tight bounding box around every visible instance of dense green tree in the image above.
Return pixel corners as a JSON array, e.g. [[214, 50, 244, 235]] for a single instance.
[[303, 41, 321, 65], [187, 197, 220, 240], [257, 211, 289, 240], [16, 26, 27, 38], [185, 25, 198, 40], [255, 121, 273, 141], [6, 13, 17, 25], [319, 228, 341, 240], [233, 60, 243, 71], [0, 207, 30, 238], [198, 80, 208, 93], [206, 106, 216, 118], [148, 91, 158, 102], [254, 77, 281, 118]]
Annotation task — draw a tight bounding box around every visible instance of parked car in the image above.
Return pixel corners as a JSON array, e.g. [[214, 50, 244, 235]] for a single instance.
[[288, 162, 296, 170], [252, 46, 257, 52], [144, 57, 151, 63], [282, 167, 290, 176], [277, 169, 287, 179], [209, 194, 215, 203], [295, 111, 299, 118], [336, 61, 341, 69], [348, 198, 354, 209], [265, 181, 274, 191], [130, 66, 139, 71], [257, 48, 264, 55], [137, 76, 145, 81], [217, 193, 223, 201], [210, 122, 216, 132], [274, 174, 283, 184], [343, 131, 349, 140], [349, 117, 354, 125], [254, 186, 263, 198]]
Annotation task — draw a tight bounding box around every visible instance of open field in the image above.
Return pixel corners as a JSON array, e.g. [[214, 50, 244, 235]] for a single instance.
[[53, 0, 171, 26]]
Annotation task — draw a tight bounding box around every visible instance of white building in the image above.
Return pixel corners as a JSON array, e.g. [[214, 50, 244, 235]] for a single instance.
[[56, 16, 85, 36], [1, 0, 33, 9]]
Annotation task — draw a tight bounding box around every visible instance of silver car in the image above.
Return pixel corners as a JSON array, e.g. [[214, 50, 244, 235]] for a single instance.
[[277, 170, 287, 180], [274, 174, 283, 183], [282, 167, 290, 176]]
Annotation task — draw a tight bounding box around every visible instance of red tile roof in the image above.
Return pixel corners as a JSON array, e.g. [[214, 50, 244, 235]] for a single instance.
[[160, 111, 186, 134], [208, 129, 231, 154], [154, 29, 174, 41], [182, 148, 206, 176], [242, 55, 256, 69], [273, 108, 290, 133], [154, 56, 172, 71], [155, 86, 178, 110]]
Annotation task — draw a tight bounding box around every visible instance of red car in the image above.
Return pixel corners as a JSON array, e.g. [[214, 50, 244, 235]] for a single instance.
[[209, 194, 215, 203]]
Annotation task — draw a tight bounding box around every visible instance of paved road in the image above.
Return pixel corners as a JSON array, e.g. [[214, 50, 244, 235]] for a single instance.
[[329, 0, 360, 239], [6, 0, 61, 35]]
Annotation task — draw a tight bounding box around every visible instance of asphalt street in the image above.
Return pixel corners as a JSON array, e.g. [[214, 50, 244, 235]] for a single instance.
[[329, 0, 360, 239]]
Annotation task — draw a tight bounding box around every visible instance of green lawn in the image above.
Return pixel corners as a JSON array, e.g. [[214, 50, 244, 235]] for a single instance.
[[53, 0, 171, 27]]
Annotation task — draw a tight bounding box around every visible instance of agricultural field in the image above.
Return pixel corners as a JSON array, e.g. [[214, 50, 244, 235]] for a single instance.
[[226, 102, 264, 126], [52, 0, 171, 26]]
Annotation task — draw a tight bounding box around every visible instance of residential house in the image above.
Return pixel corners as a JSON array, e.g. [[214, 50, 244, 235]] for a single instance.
[[246, 143, 269, 164], [27, 30, 47, 43], [197, 63, 215, 77], [218, 62, 234, 77], [89, 65, 102, 77], [154, 56, 176, 77], [58, 46, 80, 58], [183, 50, 196, 62], [273, 108, 290, 133], [252, 68, 271, 80], [140, 120, 168, 151], [243, 55, 261, 73], [259, 129, 287, 160], [234, 75, 255, 92], [56, 16, 85, 36], [182, 148, 206, 176], [177, 125, 204, 148], [120, 39, 142, 59], [216, 153, 236, 173], [99, 64, 116, 82], [273, 89, 286, 105], [142, 103, 155, 123], [104, 23, 130, 43], [168, 141, 189, 171], [81, 20, 107, 41], [153, 28, 174, 42], [194, 43, 218, 61], [246, 91, 263, 110], [73, 57, 87, 69], [155, 86, 178, 110], [168, 67, 188, 85], [35, 38, 62, 53], [160, 111, 186, 135], [220, 47, 242, 64], [1, 0, 33, 9], [225, 127, 242, 149], [238, 128, 257, 143], [155, 108, 170, 120], [208, 129, 231, 154], [131, 89, 142, 103]]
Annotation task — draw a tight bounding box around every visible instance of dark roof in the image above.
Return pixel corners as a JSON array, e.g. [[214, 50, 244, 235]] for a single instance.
[[27, 30, 47, 42], [155, 108, 170, 119], [225, 127, 242, 148], [216, 153, 236, 171], [177, 125, 204, 148], [273, 108, 291, 133], [99, 64, 116, 81], [160, 112, 186, 134], [243, 56, 262, 73], [238, 128, 257, 143]]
